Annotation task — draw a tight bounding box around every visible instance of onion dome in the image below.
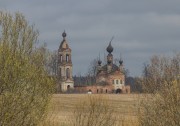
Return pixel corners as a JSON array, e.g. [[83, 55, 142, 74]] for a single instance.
[[106, 42, 113, 53], [59, 30, 70, 49], [98, 53, 102, 65], [119, 59, 123, 65], [98, 60, 102, 65], [62, 30, 67, 39]]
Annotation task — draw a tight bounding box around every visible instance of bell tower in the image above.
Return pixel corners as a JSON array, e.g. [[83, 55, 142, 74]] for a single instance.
[[58, 31, 74, 92]]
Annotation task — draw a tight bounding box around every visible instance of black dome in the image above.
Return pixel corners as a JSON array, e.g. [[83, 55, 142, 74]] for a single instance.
[[98, 60, 102, 65], [62, 31, 67, 38], [119, 59, 123, 65], [106, 42, 113, 53]]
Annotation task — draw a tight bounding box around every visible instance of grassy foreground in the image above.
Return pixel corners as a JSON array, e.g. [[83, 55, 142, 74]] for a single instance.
[[41, 94, 140, 126]]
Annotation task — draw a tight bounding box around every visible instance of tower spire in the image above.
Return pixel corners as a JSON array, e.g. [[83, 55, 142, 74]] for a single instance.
[[106, 36, 114, 54], [119, 53, 123, 65], [62, 30, 67, 40], [98, 52, 102, 65]]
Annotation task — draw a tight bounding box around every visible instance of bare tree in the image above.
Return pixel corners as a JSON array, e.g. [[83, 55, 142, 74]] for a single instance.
[[141, 54, 180, 93], [87, 58, 98, 77], [86, 58, 98, 85], [45, 50, 58, 76], [138, 53, 180, 126]]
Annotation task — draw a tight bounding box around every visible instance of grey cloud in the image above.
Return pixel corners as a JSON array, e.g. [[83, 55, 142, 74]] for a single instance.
[[0, 0, 180, 76]]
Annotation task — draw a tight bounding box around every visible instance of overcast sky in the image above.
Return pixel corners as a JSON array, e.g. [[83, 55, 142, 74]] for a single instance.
[[1, 0, 180, 76]]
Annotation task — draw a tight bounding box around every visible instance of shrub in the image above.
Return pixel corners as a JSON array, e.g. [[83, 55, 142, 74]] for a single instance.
[[72, 95, 117, 126], [0, 11, 54, 126]]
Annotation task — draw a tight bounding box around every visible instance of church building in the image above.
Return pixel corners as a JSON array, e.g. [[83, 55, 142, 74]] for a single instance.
[[58, 31, 74, 92], [74, 40, 130, 93], [57, 31, 130, 93], [95, 41, 129, 93]]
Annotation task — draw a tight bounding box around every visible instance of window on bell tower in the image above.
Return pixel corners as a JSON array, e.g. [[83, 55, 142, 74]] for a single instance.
[[66, 68, 70, 79], [60, 55, 63, 62], [66, 54, 69, 62]]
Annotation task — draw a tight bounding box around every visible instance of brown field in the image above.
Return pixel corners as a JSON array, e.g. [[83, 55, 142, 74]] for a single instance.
[[42, 94, 140, 126]]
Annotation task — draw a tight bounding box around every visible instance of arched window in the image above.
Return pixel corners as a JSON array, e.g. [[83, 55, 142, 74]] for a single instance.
[[116, 80, 118, 84], [120, 80, 123, 84], [116, 88, 122, 94], [66, 54, 69, 62], [66, 68, 70, 78], [59, 68, 61, 76], [60, 55, 63, 62], [67, 85, 70, 91]]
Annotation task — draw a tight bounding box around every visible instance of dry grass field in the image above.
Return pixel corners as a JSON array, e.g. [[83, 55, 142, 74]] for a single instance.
[[42, 94, 140, 126]]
